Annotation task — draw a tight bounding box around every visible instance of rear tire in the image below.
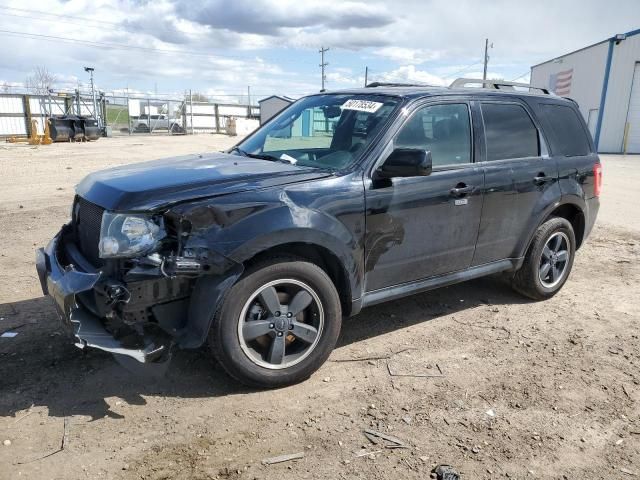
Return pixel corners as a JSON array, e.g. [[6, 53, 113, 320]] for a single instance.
[[209, 257, 342, 388], [512, 217, 576, 300]]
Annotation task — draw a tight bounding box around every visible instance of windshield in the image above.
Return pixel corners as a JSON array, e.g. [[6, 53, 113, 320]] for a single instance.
[[236, 94, 400, 170]]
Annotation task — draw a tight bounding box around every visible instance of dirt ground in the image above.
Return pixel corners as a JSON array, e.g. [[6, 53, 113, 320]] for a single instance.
[[0, 136, 638, 480]]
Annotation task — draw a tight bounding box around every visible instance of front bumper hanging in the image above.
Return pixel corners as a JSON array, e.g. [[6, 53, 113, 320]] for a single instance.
[[36, 233, 167, 363]]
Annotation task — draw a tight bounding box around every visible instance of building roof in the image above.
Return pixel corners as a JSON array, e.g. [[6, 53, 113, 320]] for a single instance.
[[258, 95, 295, 104], [531, 27, 640, 69]]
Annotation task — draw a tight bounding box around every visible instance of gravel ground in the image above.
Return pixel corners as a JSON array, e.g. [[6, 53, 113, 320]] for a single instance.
[[0, 136, 638, 480]]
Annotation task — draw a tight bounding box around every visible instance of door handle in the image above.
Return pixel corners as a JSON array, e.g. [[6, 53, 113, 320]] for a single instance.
[[450, 184, 474, 197], [534, 174, 554, 185]]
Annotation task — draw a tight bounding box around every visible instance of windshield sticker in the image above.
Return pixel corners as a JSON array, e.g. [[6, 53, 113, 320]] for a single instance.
[[342, 99, 383, 113]]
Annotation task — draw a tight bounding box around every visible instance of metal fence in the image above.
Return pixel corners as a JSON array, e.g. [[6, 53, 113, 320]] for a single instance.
[[0, 90, 260, 139], [0, 91, 99, 138]]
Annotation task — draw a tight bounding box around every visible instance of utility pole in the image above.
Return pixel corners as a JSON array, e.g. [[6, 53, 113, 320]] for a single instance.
[[189, 89, 194, 135], [247, 85, 251, 117], [364, 66, 368, 87], [319, 46, 329, 92], [482, 38, 493, 82], [84, 66, 98, 125]]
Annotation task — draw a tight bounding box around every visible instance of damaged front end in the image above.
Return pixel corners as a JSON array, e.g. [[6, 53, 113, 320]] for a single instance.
[[35, 199, 242, 365]]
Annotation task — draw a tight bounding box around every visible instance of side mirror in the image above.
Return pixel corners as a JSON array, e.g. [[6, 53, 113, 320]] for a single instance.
[[375, 148, 432, 179]]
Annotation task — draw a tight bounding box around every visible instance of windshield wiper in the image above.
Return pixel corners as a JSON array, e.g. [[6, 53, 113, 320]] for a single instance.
[[229, 147, 302, 166], [245, 152, 285, 162], [229, 146, 284, 162], [228, 146, 248, 156]]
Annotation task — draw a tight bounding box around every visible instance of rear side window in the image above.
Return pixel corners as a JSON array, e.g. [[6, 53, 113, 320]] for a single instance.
[[539, 104, 591, 156], [481, 103, 539, 161]]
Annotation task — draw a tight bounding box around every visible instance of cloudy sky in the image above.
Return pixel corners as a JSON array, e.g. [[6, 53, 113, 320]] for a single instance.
[[0, 0, 638, 102]]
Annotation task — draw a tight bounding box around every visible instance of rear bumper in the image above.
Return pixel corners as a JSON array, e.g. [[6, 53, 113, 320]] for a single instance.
[[36, 231, 167, 363], [584, 196, 600, 242]]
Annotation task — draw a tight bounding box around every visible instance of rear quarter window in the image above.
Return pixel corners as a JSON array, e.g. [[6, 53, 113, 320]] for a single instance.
[[538, 104, 592, 156], [481, 103, 539, 161]]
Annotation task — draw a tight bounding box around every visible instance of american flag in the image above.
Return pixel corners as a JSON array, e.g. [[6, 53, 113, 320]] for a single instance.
[[549, 69, 573, 96]]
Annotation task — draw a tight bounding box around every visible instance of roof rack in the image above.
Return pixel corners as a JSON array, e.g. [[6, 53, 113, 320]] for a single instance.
[[365, 82, 436, 88], [449, 78, 551, 95]]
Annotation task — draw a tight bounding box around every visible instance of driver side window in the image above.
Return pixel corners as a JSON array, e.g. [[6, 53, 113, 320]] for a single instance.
[[395, 103, 471, 167]]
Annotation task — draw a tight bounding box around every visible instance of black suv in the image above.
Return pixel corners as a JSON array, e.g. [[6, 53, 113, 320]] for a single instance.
[[36, 80, 601, 387]]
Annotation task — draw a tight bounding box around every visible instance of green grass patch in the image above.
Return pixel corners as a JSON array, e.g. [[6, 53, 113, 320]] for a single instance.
[[106, 105, 129, 125]]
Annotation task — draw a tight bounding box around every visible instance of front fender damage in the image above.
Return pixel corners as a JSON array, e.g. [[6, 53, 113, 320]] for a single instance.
[[37, 221, 244, 375], [163, 208, 246, 349]]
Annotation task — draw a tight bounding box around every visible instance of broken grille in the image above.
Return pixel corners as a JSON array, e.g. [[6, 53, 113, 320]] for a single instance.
[[73, 196, 104, 267]]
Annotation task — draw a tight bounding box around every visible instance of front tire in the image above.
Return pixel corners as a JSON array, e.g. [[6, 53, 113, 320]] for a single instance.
[[512, 217, 576, 300], [209, 257, 342, 388]]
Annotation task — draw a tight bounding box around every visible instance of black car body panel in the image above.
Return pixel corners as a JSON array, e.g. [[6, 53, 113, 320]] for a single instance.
[[76, 152, 331, 211], [36, 85, 600, 364]]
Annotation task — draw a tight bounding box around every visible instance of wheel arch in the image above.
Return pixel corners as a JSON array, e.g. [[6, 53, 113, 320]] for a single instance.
[[548, 203, 585, 249], [521, 200, 586, 259], [239, 241, 354, 317]]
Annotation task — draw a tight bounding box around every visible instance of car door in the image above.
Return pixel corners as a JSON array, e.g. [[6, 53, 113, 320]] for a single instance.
[[363, 101, 484, 292], [471, 100, 560, 265]]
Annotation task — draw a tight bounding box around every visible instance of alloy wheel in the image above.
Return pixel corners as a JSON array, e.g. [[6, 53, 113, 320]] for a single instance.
[[539, 231, 570, 288], [237, 279, 324, 370]]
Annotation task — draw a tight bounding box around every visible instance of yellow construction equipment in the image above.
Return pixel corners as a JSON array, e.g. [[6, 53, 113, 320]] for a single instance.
[[5, 119, 53, 145], [41, 119, 53, 145]]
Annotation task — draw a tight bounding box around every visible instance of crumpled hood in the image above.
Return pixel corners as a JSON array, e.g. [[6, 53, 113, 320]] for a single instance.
[[76, 151, 330, 211]]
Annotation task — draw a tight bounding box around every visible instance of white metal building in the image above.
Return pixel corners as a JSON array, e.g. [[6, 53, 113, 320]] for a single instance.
[[530, 27, 640, 153]]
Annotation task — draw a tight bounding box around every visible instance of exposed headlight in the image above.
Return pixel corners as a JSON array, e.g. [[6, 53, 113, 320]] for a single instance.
[[98, 212, 165, 259]]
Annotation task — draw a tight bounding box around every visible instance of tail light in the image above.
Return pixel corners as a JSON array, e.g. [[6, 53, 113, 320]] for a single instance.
[[593, 163, 602, 197]]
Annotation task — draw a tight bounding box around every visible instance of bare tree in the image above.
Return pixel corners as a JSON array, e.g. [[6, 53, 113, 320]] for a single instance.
[[25, 66, 56, 95], [0, 81, 9, 94], [191, 92, 210, 103]]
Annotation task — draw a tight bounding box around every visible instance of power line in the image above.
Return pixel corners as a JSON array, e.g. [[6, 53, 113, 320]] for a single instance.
[[1, 6, 122, 27], [510, 71, 531, 82], [442, 61, 483, 80], [0, 29, 236, 59], [0, 12, 124, 32], [0, 28, 316, 65]]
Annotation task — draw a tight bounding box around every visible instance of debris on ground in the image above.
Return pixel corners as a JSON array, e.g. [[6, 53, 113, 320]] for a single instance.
[[16, 416, 68, 464], [387, 361, 444, 378], [432, 464, 460, 480], [1, 322, 27, 337], [331, 347, 417, 363], [354, 449, 382, 458], [261, 452, 305, 465], [620, 467, 638, 477], [363, 429, 409, 449]]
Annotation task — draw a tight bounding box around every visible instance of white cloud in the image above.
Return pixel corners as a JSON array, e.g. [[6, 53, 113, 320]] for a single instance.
[[373, 65, 447, 86], [1, 0, 639, 96], [374, 47, 441, 65], [176, 0, 392, 36]]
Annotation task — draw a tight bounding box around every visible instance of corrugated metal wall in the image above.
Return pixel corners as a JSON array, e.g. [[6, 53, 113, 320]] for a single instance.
[[0, 94, 74, 137], [531, 31, 640, 153], [0, 95, 27, 136], [185, 102, 259, 132], [530, 41, 609, 127], [599, 33, 640, 153]]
